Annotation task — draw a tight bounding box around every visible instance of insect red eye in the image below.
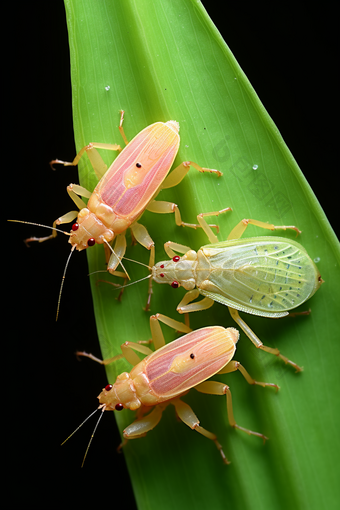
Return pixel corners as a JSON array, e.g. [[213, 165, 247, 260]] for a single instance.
[[136, 162, 142, 168], [105, 384, 113, 391], [115, 403, 124, 411], [160, 273, 164, 277], [87, 238, 96, 247], [72, 223, 79, 231], [172, 256, 180, 262], [160, 264, 164, 269], [171, 281, 179, 288]]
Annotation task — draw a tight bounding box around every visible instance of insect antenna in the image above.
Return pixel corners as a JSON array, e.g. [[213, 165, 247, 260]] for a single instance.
[[61, 408, 100, 446], [121, 256, 152, 271], [88, 255, 152, 277], [98, 273, 152, 290], [56, 244, 76, 321], [80, 407, 105, 468], [93, 255, 152, 290], [61, 405, 106, 467]]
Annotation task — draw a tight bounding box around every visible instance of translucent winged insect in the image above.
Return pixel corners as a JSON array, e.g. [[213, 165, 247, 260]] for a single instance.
[[63, 314, 278, 466], [129, 216, 323, 372], [10, 111, 227, 317]]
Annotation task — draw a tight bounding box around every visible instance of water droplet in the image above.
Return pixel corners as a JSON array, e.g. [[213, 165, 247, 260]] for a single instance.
[[105, 85, 110, 91], [314, 257, 320, 263], [252, 164, 258, 170]]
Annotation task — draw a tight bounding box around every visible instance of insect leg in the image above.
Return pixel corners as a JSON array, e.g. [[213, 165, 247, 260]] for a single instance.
[[23, 211, 79, 245], [56, 211, 80, 225], [129, 222, 155, 309], [129, 222, 154, 252], [171, 398, 229, 464], [163, 241, 192, 258], [146, 201, 229, 241], [118, 110, 129, 146], [229, 307, 303, 372], [228, 218, 301, 240], [22, 183, 92, 245], [82, 315, 189, 363], [107, 233, 127, 273], [150, 313, 192, 350], [197, 208, 232, 243], [218, 360, 279, 391], [76, 339, 153, 368], [66, 183, 91, 210], [122, 405, 165, 441], [103, 233, 129, 299], [176, 290, 214, 314], [76, 351, 124, 365], [120, 341, 154, 365], [194, 381, 268, 443], [161, 161, 222, 190], [144, 244, 155, 311], [50, 142, 122, 180]]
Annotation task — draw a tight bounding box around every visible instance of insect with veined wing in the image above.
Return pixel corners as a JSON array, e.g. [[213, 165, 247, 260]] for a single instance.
[[107, 215, 323, 372]]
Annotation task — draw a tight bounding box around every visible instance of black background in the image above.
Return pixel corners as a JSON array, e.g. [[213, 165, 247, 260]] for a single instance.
[[6, 2, 336, 506]]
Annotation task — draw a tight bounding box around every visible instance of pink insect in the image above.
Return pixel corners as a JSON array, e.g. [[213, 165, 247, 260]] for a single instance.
[[63, 313, 278, 466], [10, 111, 229, 317]]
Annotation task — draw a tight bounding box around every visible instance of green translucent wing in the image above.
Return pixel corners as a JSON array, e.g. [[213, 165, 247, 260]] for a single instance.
[[199, 237, 322, 317]]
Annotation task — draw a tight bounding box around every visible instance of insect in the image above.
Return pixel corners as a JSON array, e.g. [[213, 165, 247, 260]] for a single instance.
[[148, 216, 323, 372], [10, 111, 227, 317], [63, 313, 278, 466]]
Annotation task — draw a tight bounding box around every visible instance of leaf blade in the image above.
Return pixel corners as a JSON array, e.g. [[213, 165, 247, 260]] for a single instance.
[[64, 1, 340, 509]]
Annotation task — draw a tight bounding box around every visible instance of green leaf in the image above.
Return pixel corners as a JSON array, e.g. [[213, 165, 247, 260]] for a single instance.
[[64, 1, 339, 509]]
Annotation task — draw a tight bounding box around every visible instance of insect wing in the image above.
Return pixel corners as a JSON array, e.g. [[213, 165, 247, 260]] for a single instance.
[[95, 122, 180, 223], [145, 327, 237, 399], [200, 237, 322, 317]]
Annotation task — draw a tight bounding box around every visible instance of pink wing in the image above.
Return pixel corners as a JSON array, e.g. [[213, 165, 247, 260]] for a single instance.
[[145, 327, 237, 398], [95, 122, 179, 223]]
